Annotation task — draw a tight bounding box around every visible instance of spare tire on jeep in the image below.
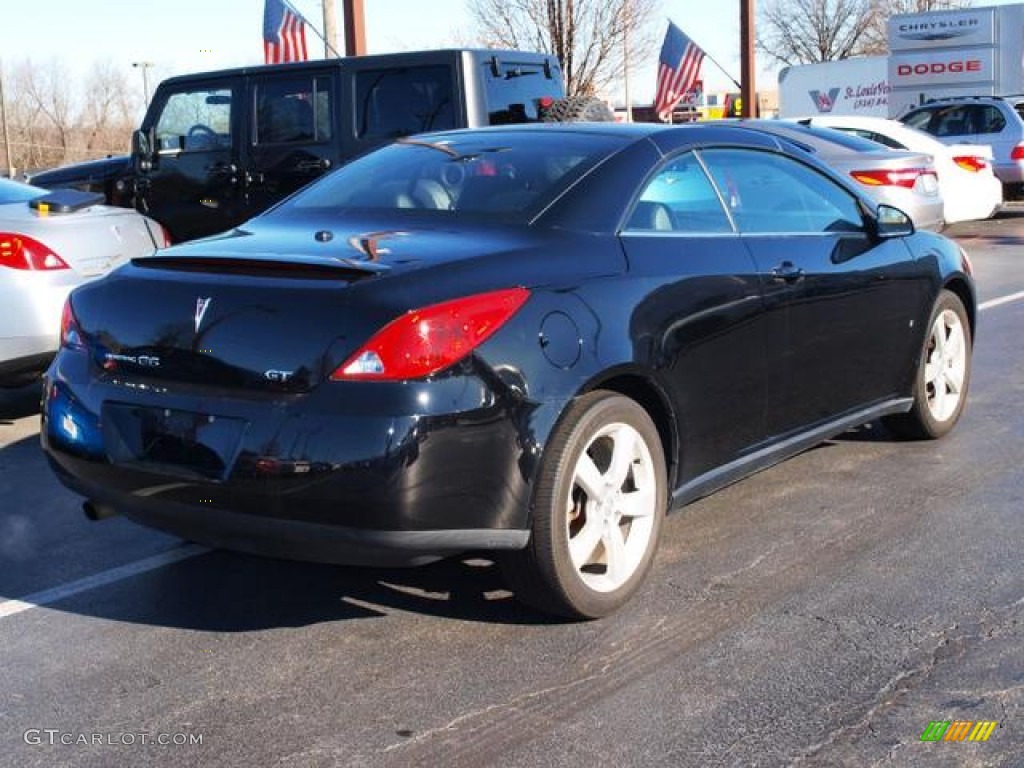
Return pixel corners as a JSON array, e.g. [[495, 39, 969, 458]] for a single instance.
[[541, 95, 615, 122]]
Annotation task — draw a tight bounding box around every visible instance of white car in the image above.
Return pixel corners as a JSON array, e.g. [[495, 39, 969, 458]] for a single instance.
[[792, 115, 1003, 225], [0, 180, 169, 386]]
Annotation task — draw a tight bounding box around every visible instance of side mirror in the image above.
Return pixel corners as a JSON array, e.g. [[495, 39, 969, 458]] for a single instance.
[[874, 204, 915, 238], [131, 128, 154, 172]]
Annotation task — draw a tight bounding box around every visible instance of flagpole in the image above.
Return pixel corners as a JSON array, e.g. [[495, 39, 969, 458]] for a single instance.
[[281, 0, 343, 58], [701, 47, 742, 92]]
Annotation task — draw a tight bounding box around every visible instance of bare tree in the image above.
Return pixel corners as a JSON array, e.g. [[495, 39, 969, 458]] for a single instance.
[[78, 61, 137, 158], [758, 0, 876, 67], [759, 0, 973, 66], [466, 0, 661, 98], [0, 58, 145, 175]]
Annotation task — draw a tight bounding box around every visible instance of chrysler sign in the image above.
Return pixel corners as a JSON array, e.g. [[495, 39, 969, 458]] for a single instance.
[[888, 8, 995, 51]]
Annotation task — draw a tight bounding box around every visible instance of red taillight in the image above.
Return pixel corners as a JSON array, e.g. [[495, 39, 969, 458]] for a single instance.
[[952, 155, 989, 173], [60, 297, 84, 349], [849, 167, 930, 189], [0, 232, 69, 270], [157, 224, 173, 248], [1012, 144, 1024, 161], [331, 287, 531, 381]]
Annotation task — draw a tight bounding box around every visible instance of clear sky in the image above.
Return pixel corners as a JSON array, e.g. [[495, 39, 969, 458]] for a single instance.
[[0, 0, 775, 105]]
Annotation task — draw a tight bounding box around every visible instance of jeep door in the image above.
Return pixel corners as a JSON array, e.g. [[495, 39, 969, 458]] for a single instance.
[[137, 79, 243, 242], [243, 71, 341, 218]]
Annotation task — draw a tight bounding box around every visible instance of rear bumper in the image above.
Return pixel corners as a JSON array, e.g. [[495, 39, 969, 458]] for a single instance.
[[41, 354, 545, 563], [993, 161, 1024, 185], [943, 175, 1004, 224], [49, 462, 528, 566]]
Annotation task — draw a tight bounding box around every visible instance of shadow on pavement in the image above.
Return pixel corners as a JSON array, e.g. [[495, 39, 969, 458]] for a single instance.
[[36, 547, 560, 630]]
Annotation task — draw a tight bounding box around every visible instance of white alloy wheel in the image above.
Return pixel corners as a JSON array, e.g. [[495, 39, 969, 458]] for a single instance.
[[884, 289, 972, 440], [923, 307, 967, 423], [501, 391, 667, 619], [565, 421, 658, 593]]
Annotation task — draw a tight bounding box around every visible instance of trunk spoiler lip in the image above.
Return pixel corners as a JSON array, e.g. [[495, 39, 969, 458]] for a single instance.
[[130, 251, 391, 278]]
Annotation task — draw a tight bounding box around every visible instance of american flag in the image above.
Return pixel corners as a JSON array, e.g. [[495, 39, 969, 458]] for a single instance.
[[654, 22, 706, 121], [263, 0, 309, 64]]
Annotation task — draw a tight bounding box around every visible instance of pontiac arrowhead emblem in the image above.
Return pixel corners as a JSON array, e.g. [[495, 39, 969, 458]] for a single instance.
[[194, 297, 212, 333]]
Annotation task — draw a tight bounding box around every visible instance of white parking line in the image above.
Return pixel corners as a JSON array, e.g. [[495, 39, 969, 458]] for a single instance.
[[0, 544, 209, 621], [980, 290, 1024, 311]]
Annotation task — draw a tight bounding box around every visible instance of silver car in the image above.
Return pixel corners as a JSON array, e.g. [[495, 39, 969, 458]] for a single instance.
[[0, 179, 168, 386], [900, 95, 1024, 197], [722, 120, 945, 232]]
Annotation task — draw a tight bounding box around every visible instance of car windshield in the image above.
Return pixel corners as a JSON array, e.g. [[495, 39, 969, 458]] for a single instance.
[[281, 129, 628, 221], [0, 178, 47, 204]]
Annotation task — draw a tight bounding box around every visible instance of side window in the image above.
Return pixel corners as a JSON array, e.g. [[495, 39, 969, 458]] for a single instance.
[[483, 61, 562, 124], [975, 105, 1006, 135], [155, 87, 232, 153], [625, 152, 731, 233], [699, 148, 864, 235], [932, 106, 972, 138], [255, 75, 332, 145], [356, 66, 455, 138]]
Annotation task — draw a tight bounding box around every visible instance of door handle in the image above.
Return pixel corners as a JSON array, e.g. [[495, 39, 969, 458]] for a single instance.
[[209, 163, 238, 184], [296, 158, 332, 172], [770, 261, 805, 284]]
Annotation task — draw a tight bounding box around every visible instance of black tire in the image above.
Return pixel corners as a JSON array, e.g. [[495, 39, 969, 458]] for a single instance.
[[541, 95, 615, 123], [884, 289, 972, 440], [502, 391, 667, 619]]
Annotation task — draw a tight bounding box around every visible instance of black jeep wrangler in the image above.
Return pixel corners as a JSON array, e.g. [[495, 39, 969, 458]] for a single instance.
[[30, 49, 610, 242]]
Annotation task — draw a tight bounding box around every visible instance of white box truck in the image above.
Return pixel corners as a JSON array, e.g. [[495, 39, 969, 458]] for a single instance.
[[778, 57, 890, 118]]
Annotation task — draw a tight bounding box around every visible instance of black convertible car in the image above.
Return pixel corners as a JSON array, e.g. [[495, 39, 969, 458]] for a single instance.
[[42, 122, 975, 619]]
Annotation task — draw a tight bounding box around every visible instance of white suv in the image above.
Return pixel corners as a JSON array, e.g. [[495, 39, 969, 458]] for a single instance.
[[900, 96, 1024, 197]]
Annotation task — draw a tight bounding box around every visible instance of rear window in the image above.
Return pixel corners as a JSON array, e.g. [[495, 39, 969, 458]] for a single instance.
[[780, 122, 887, 152], [482, 60, 563, 124], [282, 130, 626, 220]]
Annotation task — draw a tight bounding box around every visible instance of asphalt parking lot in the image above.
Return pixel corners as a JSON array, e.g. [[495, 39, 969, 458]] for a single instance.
[[2, 208, 1023, 767]]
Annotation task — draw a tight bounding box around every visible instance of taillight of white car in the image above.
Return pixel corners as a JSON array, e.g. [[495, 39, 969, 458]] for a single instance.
[[850, 167, 939, 193], [952, 155, 990, 173], [0, 232, 69, 270]]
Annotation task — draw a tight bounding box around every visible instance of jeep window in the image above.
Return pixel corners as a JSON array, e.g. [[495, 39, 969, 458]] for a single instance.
[[483, 61, 562, 124], [255, 75, 332, 145], [356, 66, 455, 138], [155, 88, 232, 153]]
